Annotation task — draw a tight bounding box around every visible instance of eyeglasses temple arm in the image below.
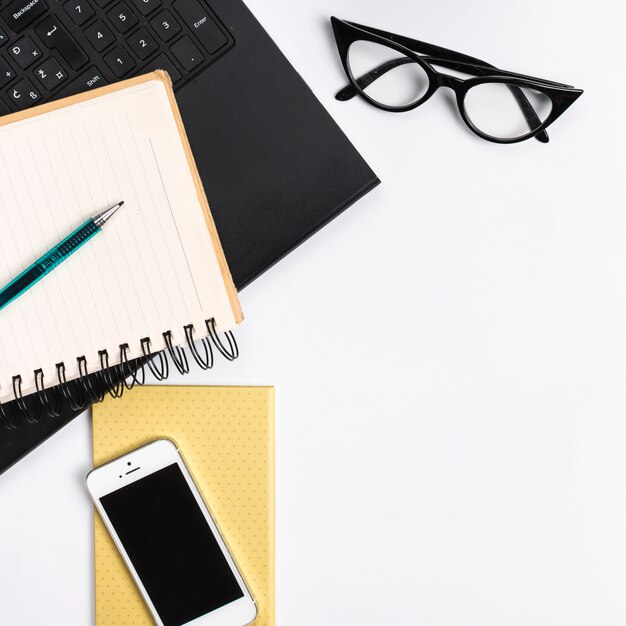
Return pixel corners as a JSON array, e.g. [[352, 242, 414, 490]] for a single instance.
[[336, 57, 549, 143], [335, 57, 409, 100]]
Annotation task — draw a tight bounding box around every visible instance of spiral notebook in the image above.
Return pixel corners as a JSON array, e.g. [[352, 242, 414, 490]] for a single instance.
[[0, 72, 242, 425]]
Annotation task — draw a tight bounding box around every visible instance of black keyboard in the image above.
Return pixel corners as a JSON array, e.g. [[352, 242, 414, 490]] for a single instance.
[[0, 0, 234, 114]]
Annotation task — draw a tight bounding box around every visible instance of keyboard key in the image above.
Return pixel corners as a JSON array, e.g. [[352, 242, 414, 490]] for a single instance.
[[2, 0, 47, 33], [33, 57, 67, 91], [9, 36, 42, 69], [173, 0, 226, 54], [8, 78, 40, 107], [36, 17, 89, 71], [149, 10, 180, 41], [127, 28, 158, 60], [107, 2, 138, 33], [0, 59, 16, 88], [171, 36, 204, 72], [140, 52, 181, 83], [104, 46, 135, 77], [64, 0, 95, 26], [84, 20, 115, 51], [0, 27, 8, 46], [56, 66, 107, 98], [129, 0, 160, 16]]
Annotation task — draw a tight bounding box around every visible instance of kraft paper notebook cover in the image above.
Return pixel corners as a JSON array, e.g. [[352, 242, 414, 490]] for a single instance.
[[0, 72, 242, 475], [92, 386, 275, 626]]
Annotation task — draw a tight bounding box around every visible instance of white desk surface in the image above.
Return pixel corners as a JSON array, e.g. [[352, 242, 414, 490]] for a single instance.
[[1, 0, 624, 624]]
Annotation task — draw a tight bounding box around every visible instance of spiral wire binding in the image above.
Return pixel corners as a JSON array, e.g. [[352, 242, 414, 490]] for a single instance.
[[184, 324, 214, 370], [13, 375, 42, 424], [99, 350, 124, 399], [163, 331, 190, 375], [0, 318, 238, 429], [120, 343, 146, 390], [56, 361, 87, 412], [206, 318, 239, 360], [141, 337, 169, 381], [35, 369, 62, 418]]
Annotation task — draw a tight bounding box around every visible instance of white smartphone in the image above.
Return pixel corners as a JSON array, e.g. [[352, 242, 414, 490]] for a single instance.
[[86, 439, 257, 626]]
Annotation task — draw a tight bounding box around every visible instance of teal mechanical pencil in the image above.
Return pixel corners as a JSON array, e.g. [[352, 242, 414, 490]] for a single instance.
[[0, 201, 123, 313]]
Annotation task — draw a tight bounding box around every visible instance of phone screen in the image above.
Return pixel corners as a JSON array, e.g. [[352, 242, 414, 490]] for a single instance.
[[100, 463, 244, 626]]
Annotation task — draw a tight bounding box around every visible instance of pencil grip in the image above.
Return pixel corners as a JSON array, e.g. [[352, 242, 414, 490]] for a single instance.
[[44, 220, 101, 268], [0, 220, 100, 313]]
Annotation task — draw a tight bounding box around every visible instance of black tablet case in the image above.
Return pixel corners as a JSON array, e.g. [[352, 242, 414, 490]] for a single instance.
[[0, 0, 379, 476]]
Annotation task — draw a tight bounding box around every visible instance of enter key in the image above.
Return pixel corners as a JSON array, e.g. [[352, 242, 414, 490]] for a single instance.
[[35, 16, 88, 71], [173, 0, 227, 54]]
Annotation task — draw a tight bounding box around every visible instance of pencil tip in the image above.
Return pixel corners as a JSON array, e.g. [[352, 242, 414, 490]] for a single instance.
[[93, 202, 124, 227]]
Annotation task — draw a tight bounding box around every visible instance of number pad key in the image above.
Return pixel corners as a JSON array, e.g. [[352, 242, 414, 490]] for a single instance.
[[127, 28, 158, 60], [85, 20, 115, 51], [130, 0, 161, 16], [104, 46, 136, 77], [9, 36, 42, 69], [140, 53, 181, 83], [171, 36, 204, 72], [107, 2, 138, 33], [0, 59, 16, 88], [150, 10, 181, 41], [64, 0, 95, 26], [34, 57, 68, 91], [8, 79, 41, 107]]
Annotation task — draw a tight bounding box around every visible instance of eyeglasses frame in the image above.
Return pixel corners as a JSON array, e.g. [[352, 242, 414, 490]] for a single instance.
[[331, 17, 583, 144]]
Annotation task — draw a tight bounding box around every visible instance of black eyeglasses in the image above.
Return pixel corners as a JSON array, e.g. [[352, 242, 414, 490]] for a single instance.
[[331, 18, 583, 144]]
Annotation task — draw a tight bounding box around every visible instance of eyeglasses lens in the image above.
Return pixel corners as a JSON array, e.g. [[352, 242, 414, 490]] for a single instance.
[[464, 83, 553, 140], [347, 40, 430, 108]]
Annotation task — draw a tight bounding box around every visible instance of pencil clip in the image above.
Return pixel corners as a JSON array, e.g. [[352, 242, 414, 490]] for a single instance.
[[184, 324, 214, 370], [206, 318, 239, 361]]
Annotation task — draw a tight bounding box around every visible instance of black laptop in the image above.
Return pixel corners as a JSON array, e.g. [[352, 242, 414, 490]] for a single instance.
[[0, 0, 379, 288], [0, 0, 379, 474]]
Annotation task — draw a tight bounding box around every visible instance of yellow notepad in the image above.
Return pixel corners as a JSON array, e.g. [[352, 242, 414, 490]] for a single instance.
[[92, 386, 274, 626]]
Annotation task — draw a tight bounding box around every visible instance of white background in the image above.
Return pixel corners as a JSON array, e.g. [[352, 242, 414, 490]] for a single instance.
[[1, 0, 624, 624]]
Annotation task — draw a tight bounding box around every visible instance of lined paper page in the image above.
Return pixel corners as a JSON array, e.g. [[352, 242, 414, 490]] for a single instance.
[[0, 79, 238, 402]]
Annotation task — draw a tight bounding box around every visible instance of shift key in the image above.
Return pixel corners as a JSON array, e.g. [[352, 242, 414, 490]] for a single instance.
[[56, 67, 107, 99], [35, 16, 88, 70], [173, 0, 226, 54]]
